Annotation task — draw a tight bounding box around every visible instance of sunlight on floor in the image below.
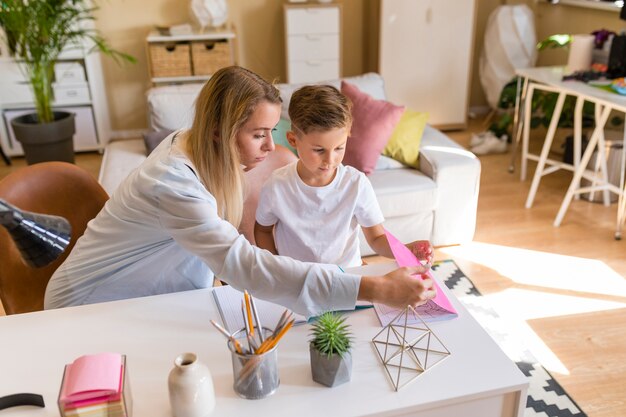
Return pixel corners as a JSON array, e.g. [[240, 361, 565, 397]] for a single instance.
[[440, 241, 626, 297], [440, 241, 626, 375]]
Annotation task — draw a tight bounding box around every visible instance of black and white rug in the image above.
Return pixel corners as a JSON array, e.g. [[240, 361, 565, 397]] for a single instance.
[[435, 260, 587, 417]]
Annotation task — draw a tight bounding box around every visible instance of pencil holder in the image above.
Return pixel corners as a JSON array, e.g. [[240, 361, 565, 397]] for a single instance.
[[228, 328, 279, 400]]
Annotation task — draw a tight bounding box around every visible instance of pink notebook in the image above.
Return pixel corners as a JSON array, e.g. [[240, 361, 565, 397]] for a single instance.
[[373, 231, 457, 326], [59, 353, 123, 405]]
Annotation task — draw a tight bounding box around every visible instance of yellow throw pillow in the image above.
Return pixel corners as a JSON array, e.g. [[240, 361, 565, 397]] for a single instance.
[[383, 110, 429, 169]]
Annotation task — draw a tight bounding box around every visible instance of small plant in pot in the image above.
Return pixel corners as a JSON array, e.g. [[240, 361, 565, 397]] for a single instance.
[[309, 311, 353, 387], [0, 0, 134, 164]]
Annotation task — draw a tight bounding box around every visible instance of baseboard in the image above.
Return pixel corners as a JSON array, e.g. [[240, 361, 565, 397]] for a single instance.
[[110, 129, 149, 141]]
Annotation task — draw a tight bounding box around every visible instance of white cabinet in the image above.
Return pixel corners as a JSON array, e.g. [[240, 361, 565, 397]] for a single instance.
[[379, 0, 476, 129], [0, 49, 111, 157], [284, 3, 342, 84]]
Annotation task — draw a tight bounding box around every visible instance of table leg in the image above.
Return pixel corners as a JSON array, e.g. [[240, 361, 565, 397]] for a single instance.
[[554, 105, 612, 226], [521, 82, 534, 181], [573, 96, 584, 200], [509, 76, 528, 174], [616, 124, 626, 239], [525, 91, 566, 208]]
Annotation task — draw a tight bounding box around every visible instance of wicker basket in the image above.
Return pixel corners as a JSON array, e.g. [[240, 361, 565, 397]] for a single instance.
[[149, 42, 192, 78], [191, 40, 232, 76]]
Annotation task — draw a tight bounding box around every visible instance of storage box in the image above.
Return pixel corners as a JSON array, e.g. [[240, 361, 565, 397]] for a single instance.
[[53, 82, 90, 104], [55, 62, 86, 83], [149, 42, 192, 78], [191, 40, 232, 76]]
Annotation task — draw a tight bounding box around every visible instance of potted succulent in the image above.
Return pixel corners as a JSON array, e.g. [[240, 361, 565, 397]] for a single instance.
[[0, 0, 134, 164], [309, 311, 353, 387]]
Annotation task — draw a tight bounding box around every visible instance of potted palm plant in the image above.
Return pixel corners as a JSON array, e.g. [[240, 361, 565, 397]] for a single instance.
[[0, 0, 133, 164], [309, 311, 353, 387]]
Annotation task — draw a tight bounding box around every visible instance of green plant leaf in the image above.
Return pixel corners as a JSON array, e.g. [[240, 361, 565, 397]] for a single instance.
[[309, 312, 353, 358]]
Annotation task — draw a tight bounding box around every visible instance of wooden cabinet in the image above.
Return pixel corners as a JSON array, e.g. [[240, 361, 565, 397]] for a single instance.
[[0, 48, 111, 157], [284, 3, 342, 84], [379, 0, 476, 129], [146, 27, 236, 85]]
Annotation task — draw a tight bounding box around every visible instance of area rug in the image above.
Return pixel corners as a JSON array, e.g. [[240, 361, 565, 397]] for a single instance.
[[435, 260, 587, 417]]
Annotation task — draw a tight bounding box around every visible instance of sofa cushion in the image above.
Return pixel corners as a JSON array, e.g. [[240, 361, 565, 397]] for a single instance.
[[147, 84, 203, 131], [368, 168, 437, 218], [143, 129, 174, 155], [341, 80, 404, 175], [276, 72, 387, 121], [383, 110, 428, 169], [273, 118, 297, 154]]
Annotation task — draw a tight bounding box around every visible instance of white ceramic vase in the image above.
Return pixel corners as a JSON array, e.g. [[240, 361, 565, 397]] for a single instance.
[[168, 352, 215, 417]]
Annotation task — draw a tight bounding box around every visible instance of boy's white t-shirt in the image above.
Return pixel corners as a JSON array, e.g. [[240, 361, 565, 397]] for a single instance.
[[256, 162, 384, 268]]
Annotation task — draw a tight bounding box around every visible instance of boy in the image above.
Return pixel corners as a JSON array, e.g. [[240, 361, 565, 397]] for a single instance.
[[254, 85, 433, 269]]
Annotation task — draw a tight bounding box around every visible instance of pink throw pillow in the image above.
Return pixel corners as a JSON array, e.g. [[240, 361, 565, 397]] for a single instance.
[[341, 81, 404, 175]]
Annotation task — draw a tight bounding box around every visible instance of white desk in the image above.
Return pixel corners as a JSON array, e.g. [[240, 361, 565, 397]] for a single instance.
[[515, 66, 626, 238], [0, 263, 527, 417]]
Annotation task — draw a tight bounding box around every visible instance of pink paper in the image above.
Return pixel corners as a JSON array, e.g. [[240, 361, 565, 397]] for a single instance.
[[384, 230, 456, 314], [60, 353, 122, 403]]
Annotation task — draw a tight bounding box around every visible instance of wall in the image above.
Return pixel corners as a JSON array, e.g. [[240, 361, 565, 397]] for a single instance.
[[94, 0, 626, 133]]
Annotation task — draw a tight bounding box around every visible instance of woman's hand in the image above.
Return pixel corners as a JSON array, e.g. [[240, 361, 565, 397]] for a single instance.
[[358, 265, 436, 309], [406, 240, 434, 265]]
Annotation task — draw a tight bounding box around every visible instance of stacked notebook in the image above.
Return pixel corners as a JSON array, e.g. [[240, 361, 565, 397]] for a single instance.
[[58, 353, 132, 417]]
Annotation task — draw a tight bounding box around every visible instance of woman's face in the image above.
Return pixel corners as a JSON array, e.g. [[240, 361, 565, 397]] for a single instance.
[[236, 101, 281, 171]]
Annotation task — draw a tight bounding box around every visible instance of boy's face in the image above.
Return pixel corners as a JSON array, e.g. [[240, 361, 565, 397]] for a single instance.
[[287, 126, 348, 186]]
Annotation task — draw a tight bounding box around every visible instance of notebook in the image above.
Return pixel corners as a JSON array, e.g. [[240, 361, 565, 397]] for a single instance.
[[212, 285, 307, 334]]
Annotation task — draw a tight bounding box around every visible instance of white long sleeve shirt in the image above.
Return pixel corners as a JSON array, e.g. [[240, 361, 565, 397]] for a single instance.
[[44, 133, 360, 317]]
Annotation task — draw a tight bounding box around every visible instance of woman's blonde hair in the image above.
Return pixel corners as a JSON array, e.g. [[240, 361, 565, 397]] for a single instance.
[[188, 66, 281, 227]]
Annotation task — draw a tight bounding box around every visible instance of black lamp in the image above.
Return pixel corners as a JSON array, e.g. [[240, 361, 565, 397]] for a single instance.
[[0, 198, 71, 268]]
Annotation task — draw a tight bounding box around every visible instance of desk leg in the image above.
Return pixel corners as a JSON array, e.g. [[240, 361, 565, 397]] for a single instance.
[[554, 105, 612, 226], [573, 97, 584, 200], [509, 76, 528, 174], [521, 82, 534, 181], [616, 125, 626, 239], [525, 92, 566, 208]]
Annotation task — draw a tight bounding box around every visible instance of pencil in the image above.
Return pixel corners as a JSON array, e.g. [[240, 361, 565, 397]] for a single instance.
[[249, 296, 264, 343], [259, 318, 294, 354], [210, 319, 244, 354], [244, 290, 255, 337]]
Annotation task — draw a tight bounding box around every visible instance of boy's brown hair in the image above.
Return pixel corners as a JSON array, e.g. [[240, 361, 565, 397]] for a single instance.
[[288, 85, 352, 135]]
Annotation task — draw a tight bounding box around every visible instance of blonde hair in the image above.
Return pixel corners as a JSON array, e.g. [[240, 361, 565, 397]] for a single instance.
[[187, 66, 281, 227], [288, 85, 352, 135]]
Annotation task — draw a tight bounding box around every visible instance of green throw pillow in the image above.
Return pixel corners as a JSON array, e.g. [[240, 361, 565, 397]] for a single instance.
[[273, 118, 297, 155], [383, 110, 429, 169]]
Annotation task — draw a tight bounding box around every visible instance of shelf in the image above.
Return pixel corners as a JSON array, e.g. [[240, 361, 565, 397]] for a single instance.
[[147, 28, 236, 43], [151, 75, 210, 84], [545, 0, 623, 11]]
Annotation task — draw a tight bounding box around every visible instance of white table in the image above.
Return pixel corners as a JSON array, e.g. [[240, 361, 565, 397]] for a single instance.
[[0, 263, 528, 417], [515, 66, 626, 238]]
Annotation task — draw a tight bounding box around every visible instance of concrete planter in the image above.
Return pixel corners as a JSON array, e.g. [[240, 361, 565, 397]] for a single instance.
[[309, 343, 352, 387], [12, 111, 75, 165]]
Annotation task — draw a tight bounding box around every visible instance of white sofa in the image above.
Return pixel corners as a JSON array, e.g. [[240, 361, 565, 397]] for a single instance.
[[99, 73, 481, 254]]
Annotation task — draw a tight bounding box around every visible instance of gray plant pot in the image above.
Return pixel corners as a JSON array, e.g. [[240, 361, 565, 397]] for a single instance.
[[309, 343, 352, 387], [11, 111, 75, 165]]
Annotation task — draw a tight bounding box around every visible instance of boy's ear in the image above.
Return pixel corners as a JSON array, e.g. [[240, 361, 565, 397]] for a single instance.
[[286, 131, 298, 148]]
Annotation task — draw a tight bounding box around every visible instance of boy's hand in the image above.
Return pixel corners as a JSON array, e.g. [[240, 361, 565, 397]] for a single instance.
[[406, 240, 434, 265]]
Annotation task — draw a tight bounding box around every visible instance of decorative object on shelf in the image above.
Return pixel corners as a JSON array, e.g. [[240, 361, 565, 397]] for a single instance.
[[372, 306, 450, 391], [168, 352, 215, 417], [309, 311, 353, 387], [0, 0, 135, 164], [190, 0, 228, 30], [58, 353, 131, 417], [0, 198, 70, 268]]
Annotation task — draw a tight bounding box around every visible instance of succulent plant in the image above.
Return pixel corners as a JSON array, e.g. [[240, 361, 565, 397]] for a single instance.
[[309, 312, 352, 358]]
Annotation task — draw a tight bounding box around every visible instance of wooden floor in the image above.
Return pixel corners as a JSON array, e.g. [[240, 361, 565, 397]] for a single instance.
[[1, 119, 625, 417]]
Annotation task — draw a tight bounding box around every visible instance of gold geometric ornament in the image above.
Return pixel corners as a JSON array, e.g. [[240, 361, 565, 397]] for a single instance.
[[371, 305, 451, 391]]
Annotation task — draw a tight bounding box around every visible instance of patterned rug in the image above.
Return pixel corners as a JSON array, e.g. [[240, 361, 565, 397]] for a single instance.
[[435, 260, 587, 417]]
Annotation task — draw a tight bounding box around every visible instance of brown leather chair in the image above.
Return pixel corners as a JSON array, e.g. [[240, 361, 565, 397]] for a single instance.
[[0, 162, 108, 315]]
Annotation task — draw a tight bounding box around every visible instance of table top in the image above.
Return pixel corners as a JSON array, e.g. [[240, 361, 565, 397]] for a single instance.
[[0, 263, 527, 417], [516, 66, 626, 112]]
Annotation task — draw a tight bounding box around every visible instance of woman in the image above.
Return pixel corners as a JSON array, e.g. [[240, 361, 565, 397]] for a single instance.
[[44, 66, 434, 317]]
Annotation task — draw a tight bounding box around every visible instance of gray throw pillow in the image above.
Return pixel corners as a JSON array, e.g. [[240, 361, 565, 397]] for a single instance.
[[142, 129, 174, 155]]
